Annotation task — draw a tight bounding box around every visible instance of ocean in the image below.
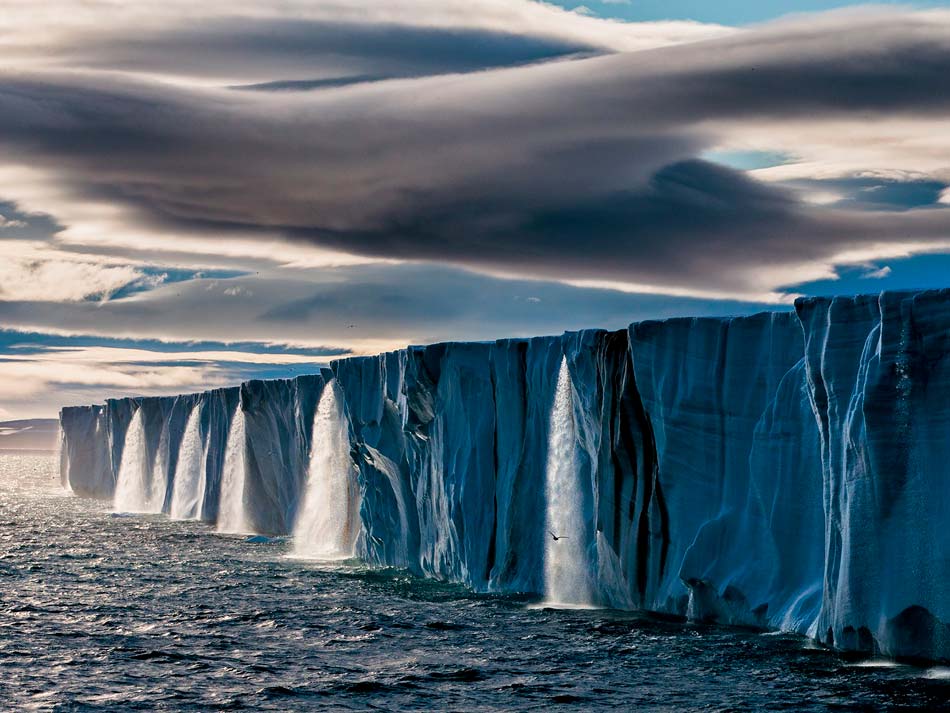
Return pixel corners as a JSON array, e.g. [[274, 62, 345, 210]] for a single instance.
[[2, 453, 948, 712]]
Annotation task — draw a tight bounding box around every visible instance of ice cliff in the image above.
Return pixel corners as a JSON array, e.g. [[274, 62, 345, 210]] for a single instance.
[[60, 290, 950, 663]]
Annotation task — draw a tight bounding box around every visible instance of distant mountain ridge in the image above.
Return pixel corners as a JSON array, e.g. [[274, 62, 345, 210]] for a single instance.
[[0, 419, 59, 452]]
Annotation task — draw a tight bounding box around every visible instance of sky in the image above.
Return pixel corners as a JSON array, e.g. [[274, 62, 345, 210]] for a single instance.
[[2, 0, 950, 418], [550, 0, 950, 24]]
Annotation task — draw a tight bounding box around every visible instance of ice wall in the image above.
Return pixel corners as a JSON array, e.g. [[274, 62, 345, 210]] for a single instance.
[[798, 291, 950, 662], [60, 404, 112, 497], [59, 290, 950, 662]]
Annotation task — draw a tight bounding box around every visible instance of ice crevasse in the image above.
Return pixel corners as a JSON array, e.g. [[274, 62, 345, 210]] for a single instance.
[[59, 290, 950, 663]]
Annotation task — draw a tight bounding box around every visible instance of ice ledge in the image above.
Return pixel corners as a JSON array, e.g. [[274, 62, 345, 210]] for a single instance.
[[59, 290, 950, 663]]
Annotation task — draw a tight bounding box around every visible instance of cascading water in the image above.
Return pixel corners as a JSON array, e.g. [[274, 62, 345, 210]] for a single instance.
[[170, 405, 206, 521], [148, 424, 169, 513], [58, 425, 71, 493], [543, 357, 593, 606], [216, 407, 249, 534], [114, 409, 151, 512], [292, 383, 360, 559]]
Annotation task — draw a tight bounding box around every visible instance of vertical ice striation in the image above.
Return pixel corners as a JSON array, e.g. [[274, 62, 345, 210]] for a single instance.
[[543, 357, 593, 606], [114, 408, 149, 513], [60, 404, 113, 497], [293, 382, 360, 558], [240, 378, 315, 536], [797, 291, 950, 661], [170, 405, 206, 521], [217, 406, 249, 534]]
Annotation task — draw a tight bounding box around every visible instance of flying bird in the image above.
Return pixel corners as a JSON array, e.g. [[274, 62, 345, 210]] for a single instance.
[[549, 531, 567, 541]]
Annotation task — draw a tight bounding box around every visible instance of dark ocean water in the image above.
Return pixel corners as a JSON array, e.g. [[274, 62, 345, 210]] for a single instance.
[[2, 454, 948, 712]]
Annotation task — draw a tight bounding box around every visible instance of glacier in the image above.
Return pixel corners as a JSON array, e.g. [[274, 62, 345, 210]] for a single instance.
[[59, 290, 950, 663]]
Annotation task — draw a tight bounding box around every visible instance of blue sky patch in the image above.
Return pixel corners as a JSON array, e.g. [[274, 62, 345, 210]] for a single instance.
[[553, 1, 949, 25], [787, 253, 950, 297]]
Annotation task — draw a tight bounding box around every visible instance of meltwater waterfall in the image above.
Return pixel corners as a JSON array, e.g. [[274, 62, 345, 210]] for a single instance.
[[148, 424, 169, 514], [113, 409, 151, 513], [292, 383, 360, 558], [543, 358, 593, 607], [216, 407, 249, 534], [170, 406, 206, 521]]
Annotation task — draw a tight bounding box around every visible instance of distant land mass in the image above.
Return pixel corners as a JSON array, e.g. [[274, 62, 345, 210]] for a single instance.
[[0, 419, 59, 453]]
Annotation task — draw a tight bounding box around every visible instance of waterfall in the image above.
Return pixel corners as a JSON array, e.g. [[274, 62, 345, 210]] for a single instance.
[[217, 407, 249, 534], [292, 383, 360, 559], [170, 405, 206, 520], [114, 409, 150, 512], [148, 423, 169, 513], [58, 425, 71, 493], [543, 357, 593, 606]]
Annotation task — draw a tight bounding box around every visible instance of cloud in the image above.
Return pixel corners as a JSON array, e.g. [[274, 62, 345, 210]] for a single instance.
[[2, 1, 728, 78], [0, 263, 777, 353], [0, 260, 779, 418], [788, 176, 948, 211], [63, 19, 600, 85], [0, 200, 62, 239], [0, 329, 346, 358], [863, 265, 892, 279], [0, 0, 950, 419], [0, 242, 152, 302], [0, 7, 948, 301], [0, 330, 351, 418], [0, 215, 26, 229], [0, 357, 217, 396]]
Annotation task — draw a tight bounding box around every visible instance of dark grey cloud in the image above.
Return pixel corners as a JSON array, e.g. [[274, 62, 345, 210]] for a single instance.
[[0, 201, 62, 240], [233, 75, 397, 92], [64, 20, 596, 85], [787, 177, 949, 211], [1, 9, 950, 297]]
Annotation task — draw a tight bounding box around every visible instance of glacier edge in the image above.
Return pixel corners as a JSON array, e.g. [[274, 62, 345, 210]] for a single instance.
[[59, 290, 950, 663]]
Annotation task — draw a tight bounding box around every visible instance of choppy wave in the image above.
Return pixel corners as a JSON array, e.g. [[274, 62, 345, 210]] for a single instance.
[[2, 454, 949, 711]]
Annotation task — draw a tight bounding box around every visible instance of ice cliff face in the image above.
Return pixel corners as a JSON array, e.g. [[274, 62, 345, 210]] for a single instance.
[[59, 290, 950, 663], [797, 292, 950, 662]]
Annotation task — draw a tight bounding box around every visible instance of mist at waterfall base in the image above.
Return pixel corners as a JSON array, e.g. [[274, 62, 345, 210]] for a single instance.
[[4, 455, 950, 711]]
